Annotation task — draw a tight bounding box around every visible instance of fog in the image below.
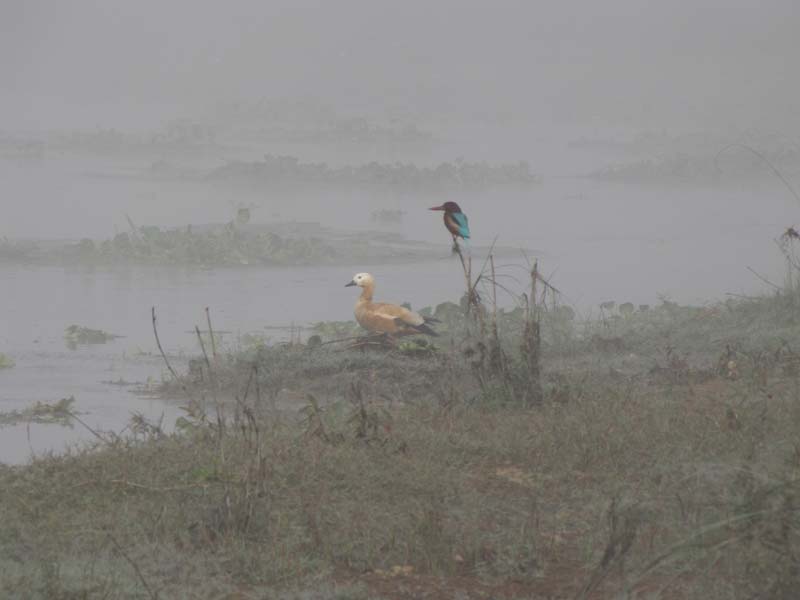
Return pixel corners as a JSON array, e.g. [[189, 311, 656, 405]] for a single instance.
[[3, 1, 799, 131], [1, 0, 799, 461]]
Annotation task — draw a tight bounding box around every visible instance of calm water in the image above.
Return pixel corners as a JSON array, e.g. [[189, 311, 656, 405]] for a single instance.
[[0, 260, 469, 464], [1, 145, 797, 463]]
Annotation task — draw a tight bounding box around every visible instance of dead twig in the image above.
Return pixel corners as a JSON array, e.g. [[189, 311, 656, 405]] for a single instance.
[[488, 255, 506, 367], [124, 213, 144, 244], [151, 307, 180, 384], [205, 306, 217, 359], [454, 241, 477, 317], [746, 266, 782, 290], [521, 260, 543, 406], [195, 325, 214, 382], [715, 143, 800, 206], [254, 363, 262, 407], [64, 408, 112, 444], [490, 254, 499, 339]]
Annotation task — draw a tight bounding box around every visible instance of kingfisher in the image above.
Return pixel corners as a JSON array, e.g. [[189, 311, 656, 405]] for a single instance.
[[429, 202, 470, 251]]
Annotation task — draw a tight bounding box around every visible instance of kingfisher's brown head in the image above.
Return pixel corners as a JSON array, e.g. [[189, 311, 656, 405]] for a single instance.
[[429, 201, 462, 213]]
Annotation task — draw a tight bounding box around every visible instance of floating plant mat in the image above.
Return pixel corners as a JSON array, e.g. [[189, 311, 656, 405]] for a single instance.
[[0, 396, 76, 427], [85, 155, 540, 190], [0, 223, 527, 267], [64, 325, 123, 349]]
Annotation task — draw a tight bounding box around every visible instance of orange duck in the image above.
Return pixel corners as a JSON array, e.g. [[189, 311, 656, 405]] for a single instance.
[[345, 272, 438, 337]]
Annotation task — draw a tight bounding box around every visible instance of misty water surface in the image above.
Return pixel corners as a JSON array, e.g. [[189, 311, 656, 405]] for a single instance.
[[2, 146, 795, 464], [2, 0, 799, 463]]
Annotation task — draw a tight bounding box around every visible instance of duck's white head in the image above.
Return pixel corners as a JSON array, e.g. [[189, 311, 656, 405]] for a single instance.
[[345, 272, 374, 288]]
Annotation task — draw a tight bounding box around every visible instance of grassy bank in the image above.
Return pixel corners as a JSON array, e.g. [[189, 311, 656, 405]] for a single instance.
[[2, 291, 800, 598]]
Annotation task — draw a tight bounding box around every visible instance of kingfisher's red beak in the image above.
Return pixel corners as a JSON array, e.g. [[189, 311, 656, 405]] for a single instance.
[[429, 205, 445, 211]]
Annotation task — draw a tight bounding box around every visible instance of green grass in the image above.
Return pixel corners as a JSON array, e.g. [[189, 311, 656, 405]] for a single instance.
[[3, 292, 800, 598]]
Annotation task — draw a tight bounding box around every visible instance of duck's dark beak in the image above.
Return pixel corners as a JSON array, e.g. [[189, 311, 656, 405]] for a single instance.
[[345, 280, 356, 287], [429, 204, 445, 211]]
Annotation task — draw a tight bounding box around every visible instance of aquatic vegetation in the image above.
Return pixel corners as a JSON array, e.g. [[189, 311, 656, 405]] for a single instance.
[[0, 134, 45, 160], [89, 225, 335, 266], [64, 325, 122, 349], [2, 222, 456, 267], [0, 353, 14, 369], [310, 319, 362, 338], [0, 396, 74, 427], [0, 238, 41, 262], [2, 220, 523, 268], [396, 337, 437, 356], [0, 225, 336, 266], [49, 121, 219, 157], [589, 154, 718, 183], [209, 154, 539, 189], [226, 118, 434, 146], [589, 146, 800, 184], [573, 129, 800, 159], [369, 208, 405, 224], [237, 332, 270, 351]]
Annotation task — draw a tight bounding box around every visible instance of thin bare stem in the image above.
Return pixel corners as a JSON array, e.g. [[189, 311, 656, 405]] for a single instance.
[[64, 409, 111, 444], [715, 143, 800, 206], [254, 363, 261, 407], [454, 242, 475, 316], [195, 325, 213, 376], [151, 307, 180, 383], [205, 306, 217, 359], [124, 213, 143, 244], [241, 363, 255, 404], [746, 266, 782, 290], [490, 253, 499, 340], [521, 260, 543, 406]]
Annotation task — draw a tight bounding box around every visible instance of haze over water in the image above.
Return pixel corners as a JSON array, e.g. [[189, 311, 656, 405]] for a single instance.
[[1, 0, 798, 462]]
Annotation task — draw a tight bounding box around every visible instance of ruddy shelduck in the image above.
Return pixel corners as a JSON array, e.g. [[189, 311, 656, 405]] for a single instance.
[[345, 272, 438, 336]]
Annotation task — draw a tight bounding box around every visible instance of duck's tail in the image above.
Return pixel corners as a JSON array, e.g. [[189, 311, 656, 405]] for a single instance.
[[413, 323, 439, 337], [394, 316, 439, 337]]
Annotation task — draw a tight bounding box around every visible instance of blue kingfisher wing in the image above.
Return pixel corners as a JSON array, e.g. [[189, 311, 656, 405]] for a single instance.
[[452, 212, 470, 239]]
